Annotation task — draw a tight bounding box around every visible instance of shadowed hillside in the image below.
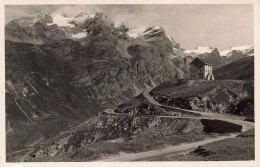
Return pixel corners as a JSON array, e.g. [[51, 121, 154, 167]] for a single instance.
[[214, 56, 254, 80]]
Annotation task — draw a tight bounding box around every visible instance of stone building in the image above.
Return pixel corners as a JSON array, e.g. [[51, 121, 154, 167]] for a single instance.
[[189, 58, 215, 80]]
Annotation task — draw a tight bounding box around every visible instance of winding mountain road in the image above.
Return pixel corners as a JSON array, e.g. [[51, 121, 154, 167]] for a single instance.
[[142, 88, 254, 131], [100, 88, 254, 161]]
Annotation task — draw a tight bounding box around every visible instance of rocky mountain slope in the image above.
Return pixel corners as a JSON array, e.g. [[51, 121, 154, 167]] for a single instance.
[[6, 41, 104, 153], [214, 56, 254, 80], [5, 13, 89, 44], [5, 12, 188, 153], [22, 114, 207, 161], [18, 112, 243, 162]]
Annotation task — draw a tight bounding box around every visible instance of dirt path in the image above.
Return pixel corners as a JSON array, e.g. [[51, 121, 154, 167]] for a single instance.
[[6, 148, 33, 162], [142, 88, 162, 105], [6, 148, 33, 156], [98, 133, 237, 161]]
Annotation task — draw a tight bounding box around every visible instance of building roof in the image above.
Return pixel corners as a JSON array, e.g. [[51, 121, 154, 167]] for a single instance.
[[190, 58, 212, 68]]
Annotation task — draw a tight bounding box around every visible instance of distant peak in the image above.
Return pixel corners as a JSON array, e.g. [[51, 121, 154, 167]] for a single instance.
[[220, 44, 254, 57], [230, 44, 253, 51], [6, 12, 53, 27], [74, 12, 94, 19], [196, 46, 213, 50], [167, 36, 181, 49], [33, 12, 52, 17], [167, 36, 175, 42], [184, 46, 216, 54], [139, 25, 165, 37], [143, 25, 163, 32], [77, 12, 89, 16]]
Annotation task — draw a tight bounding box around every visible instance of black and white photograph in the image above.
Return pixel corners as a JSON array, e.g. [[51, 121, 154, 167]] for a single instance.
[[1, 1, 259, 165]]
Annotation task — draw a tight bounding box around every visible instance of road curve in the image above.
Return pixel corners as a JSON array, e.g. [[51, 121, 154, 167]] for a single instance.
[[142, 88, 254, 132], [98, 133, 237, 162], [101, 88, 254, 161]]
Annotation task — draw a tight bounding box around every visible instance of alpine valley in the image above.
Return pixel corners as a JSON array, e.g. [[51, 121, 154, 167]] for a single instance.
[[5, 12, 254, 162]]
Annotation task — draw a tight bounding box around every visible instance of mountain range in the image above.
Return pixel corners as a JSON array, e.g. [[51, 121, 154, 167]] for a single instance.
[[5, 12, 254, 154]]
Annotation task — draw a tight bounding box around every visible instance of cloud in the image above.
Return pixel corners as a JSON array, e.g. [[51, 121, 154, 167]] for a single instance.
[[5, 5, 253, 50]]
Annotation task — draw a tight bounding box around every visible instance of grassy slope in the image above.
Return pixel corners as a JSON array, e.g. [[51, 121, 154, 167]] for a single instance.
[[23, 114, 221, 162], [214, 56, 254, 80], [150, 80, 248, 98], [28, 130, 215, 162], [150, 128, 254, 161]]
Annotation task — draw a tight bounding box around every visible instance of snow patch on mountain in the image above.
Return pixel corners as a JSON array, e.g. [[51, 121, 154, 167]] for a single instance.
[[46, 23, 56, 26], [184, 46, 215, 54], [127, 26, 164, 38], [126, 27, 146, 38], [231, 45, 253, 51], [114, 22, 123, 28], [219, 50, 231, 57], [72, 32, 88, 39], [52, 13, 75, 28], [140, 26, 164, 36]]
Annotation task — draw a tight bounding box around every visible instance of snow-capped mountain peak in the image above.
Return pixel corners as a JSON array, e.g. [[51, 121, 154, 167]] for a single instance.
[[140, 25, 164, 36], [219, 50, 231, 57], [231, 44, 253, 53], [220, 44, 254, 57], [8, 12, 53, 27], [126, 25, 164, 39], [70, 12, 95, 27]]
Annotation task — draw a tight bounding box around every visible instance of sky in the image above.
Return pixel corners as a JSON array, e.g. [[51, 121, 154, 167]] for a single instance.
[[5, 5, 254, 50]]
